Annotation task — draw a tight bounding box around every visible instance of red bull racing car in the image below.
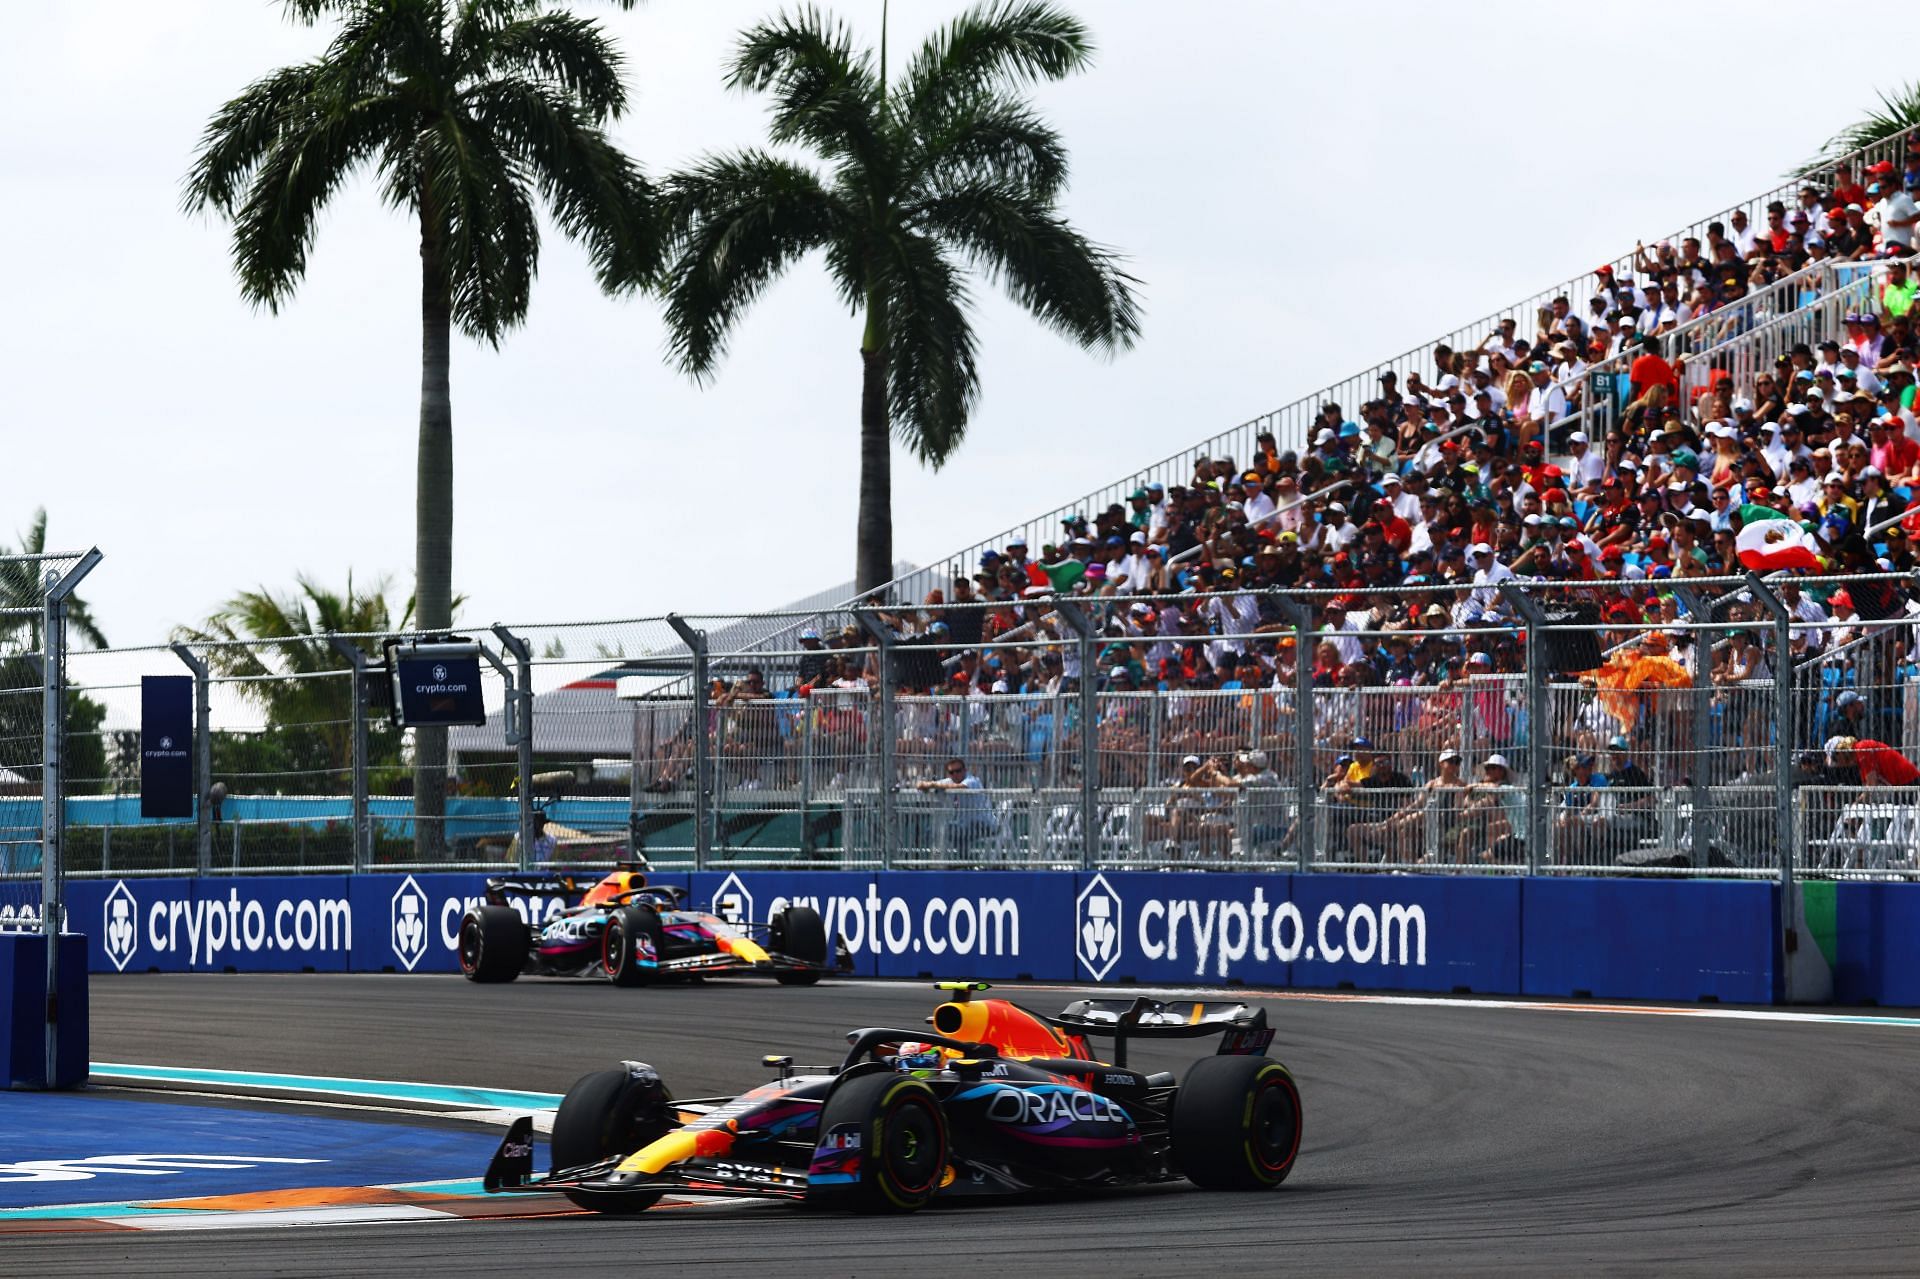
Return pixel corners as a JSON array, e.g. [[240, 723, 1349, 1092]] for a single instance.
[[482, 982, 1302, 1213], [457, 868, 849, 986]]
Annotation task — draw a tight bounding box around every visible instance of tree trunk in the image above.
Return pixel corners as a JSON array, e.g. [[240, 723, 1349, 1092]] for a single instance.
[[856, 299, 892, 595], [413, 209, 454, 860]]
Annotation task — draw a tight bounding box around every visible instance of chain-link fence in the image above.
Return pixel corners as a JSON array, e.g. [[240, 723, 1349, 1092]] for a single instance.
[[0, 549, 102, 937], [54, 573, 1920, 881]]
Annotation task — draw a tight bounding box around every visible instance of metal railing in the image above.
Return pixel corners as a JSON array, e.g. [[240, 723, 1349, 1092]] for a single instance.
[[41, 569, 1920, 880]]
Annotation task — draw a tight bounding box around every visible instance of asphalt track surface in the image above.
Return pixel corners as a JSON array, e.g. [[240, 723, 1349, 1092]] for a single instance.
[[18, 974, 1920, 1275]]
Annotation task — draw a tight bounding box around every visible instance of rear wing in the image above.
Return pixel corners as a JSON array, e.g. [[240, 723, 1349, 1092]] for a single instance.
[[1051, 996, 1273, 1067], [482, 875, 687, 910]]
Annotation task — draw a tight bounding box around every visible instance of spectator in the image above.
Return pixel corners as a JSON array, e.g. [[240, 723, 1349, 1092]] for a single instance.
[[1825, 736, 1920, 788], [914, 756, 995, 853]]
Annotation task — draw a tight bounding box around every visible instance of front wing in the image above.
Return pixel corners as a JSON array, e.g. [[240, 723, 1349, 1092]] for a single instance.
[[484, 1117, 811, 1203]]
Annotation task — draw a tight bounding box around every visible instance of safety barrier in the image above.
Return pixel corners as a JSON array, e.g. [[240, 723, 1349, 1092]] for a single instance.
[[43, 869, 1920, 1006]]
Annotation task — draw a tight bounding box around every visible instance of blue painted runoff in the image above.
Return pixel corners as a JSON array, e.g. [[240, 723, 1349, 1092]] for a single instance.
[[0, 1090, 509, 1209]]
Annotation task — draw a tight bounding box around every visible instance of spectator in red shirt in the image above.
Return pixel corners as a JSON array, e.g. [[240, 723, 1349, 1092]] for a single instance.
[[1828, 736, 1920, 787], [1629, 336, 1678, 402]]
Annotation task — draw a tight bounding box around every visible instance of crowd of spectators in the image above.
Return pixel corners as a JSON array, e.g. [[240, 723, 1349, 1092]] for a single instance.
[[665, 153, 1920, 864]]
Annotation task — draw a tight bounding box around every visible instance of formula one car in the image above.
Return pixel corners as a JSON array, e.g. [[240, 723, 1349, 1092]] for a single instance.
[[482, 982, 1302, 1213], [457, 868, 849, 986]]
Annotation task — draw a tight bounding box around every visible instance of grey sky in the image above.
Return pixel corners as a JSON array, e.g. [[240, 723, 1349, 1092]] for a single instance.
[[3, 1, 1906, 646]]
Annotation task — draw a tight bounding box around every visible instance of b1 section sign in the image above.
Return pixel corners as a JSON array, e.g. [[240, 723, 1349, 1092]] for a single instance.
[[386, 639, 486, 728]]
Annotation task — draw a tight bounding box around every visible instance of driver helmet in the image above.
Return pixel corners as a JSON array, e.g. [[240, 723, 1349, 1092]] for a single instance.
[[891, 1041, 945, 1075]]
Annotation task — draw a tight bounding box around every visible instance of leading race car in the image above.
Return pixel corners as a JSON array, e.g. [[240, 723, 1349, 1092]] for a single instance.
[[458, 868, 850, 987], [482, 981, 1302, 1213]]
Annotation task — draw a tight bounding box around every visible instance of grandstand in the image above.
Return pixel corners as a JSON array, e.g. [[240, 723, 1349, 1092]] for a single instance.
[[593, 123, 1920, 873]]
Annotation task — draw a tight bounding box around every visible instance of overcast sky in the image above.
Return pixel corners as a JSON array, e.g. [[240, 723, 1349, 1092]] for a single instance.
[[4, 1, 1911, 649]]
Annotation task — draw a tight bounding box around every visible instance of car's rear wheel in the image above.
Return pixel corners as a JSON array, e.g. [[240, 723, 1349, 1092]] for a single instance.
[[458, 906, 527, 983], [604, 906, 665, 987], [771, 905, 827, 985], [809, 1072, 946, 1213], [551, 1067, 674, 1214], [1171, 1055, 1302, 1190]]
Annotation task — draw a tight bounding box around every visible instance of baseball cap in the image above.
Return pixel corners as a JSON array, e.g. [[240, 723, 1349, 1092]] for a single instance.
[[1837, 690, 1863, 708], [1483, 752, 1510, 770], [1181, 753, 1201, 766], [1470, 541, 1494, 557]]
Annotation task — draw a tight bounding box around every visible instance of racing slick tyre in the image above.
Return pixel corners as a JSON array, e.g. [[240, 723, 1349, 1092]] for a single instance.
[[458, 905, 528, 983], [771, 905, 827, 985], [1171, 1055, 1302, 1190], [551, 1067, 675, 1214], [810, 1072, 947, 1213], [604, 906, 666, 987]]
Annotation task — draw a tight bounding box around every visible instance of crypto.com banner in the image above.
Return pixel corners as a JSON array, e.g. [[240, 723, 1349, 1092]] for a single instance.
[[27, 872, 1784, 1004]]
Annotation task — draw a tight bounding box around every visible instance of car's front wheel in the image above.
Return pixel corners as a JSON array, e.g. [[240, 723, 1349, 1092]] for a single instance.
[[551, 1067, 675, 1214], [604, 906, 665, 987], [1171, 1055, 1302, 1190], [808, 1072, 947, 1213], [458, 906, 527, 983], [771, 905, 827, 985]]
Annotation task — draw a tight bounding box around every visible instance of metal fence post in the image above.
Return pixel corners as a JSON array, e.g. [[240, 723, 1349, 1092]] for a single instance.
[[666, 616, 711, 872], [1501, 584, 1549, 875], [40, 548, 100, 1089], [1670, 586, 1716, 868], [852, 611, 897, 870], [169, 642, 213, 875], [323, 636, 371, 872], [1743, 572, 1799, 934], [1053, 602, 1098, 871], [1271, 596, 1315, 872], [492, 626, 535, 871]]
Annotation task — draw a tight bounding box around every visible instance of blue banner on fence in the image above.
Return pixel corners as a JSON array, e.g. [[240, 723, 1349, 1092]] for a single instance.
[[59, 870, 1920, 1010], [1832, 883, 1920, 1007], [1520, 877, 1778, 1004], [139, 676, 194, 820]]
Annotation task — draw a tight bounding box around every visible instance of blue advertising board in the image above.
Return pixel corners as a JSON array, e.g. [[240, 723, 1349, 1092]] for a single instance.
[[56, 869, 1920, 1010], [139, 676, 193, 820], [1520, 877, 1778, 1004]]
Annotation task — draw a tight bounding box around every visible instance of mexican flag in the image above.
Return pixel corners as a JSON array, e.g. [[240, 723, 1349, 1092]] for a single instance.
[[1735, 505, 1823, 572], [1038, 558, 1087, 592]]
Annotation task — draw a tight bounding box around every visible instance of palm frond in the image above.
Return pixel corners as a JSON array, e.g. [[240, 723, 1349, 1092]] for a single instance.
[[421, 116, 539, 343], [728, 7, 886, 175], [1794, 81, 1920, 177], [224, 92, 408, 310], [901, 1, 1090, 121], [464, 75, 661, 292], [907, 90, 1067, 198], [662, 150, 843, 378], [913, 179, 1140, 355], [459, 9, 628, 121], [182, 63, 328, 215], [882, 232, 979, 466]]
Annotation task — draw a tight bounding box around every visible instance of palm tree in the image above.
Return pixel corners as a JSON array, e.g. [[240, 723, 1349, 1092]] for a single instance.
[[0, 509, 109, 652], [183, 0, 659, 852], [173, 576, 413, 796], [1795, 81, 1920, 177], [663, 1, 1141, 593]]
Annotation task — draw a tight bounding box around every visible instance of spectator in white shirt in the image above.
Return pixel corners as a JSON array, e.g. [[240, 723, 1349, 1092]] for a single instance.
[[1728, 207, 1757, 257], [1522, 362, 1569, 451], [1567, 431, 1605, 492]]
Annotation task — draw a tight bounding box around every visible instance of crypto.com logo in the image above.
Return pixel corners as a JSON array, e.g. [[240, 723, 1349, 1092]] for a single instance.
[[390, 875, 430, 970], [1075, 873, 1122, 980], [712, 873, 753, 924], [431, 664, 449, 682], [103, 880, 138, 972]]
